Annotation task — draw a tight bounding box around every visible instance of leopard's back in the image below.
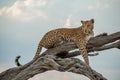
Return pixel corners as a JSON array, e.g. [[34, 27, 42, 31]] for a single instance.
[[40, 28, 77, 49]]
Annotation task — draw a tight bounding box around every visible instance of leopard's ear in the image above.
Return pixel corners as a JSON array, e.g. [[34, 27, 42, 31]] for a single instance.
[[91, 19, 94, 23], [81, 20, 85, 24]]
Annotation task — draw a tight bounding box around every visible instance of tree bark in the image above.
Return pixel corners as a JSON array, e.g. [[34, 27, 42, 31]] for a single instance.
[[0, 32, 120, 80]]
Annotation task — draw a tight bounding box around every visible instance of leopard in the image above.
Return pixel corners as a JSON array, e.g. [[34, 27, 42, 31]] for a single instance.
[[15, 19, 94, 66], [33, 19, 94, 65]]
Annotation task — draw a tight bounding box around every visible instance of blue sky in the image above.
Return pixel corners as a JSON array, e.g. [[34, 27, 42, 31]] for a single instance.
[[0, 0, 120, 80]]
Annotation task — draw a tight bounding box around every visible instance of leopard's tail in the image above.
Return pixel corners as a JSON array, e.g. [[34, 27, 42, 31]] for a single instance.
[[15, 55, 22, 66], [15, 44, 42, 66], [33, 44, 42, 60]]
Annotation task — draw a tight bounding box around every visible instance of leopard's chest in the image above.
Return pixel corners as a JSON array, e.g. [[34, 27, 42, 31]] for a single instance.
[[85, 32, 94, 43], [86, 36, 92, 42]]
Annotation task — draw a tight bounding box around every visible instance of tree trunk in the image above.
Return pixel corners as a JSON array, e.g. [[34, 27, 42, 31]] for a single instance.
[[0, 32, 120, 80]]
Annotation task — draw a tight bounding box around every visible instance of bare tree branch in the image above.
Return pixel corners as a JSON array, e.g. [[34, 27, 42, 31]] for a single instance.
[[0, 32, 120, 80]]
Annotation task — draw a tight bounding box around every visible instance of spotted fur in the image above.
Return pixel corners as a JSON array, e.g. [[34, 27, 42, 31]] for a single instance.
[[33, 19, 94, 65]]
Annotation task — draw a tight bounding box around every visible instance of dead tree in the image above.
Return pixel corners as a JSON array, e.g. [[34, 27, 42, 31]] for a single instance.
[[0, 32, 120, 80]]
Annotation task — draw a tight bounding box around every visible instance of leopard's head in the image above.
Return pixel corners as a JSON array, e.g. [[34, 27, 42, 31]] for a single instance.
[[81, 19, 94, 35]]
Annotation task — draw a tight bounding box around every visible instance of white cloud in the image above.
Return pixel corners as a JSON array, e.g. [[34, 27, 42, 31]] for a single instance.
[[63, 15, 72, 28], [28, 71, 89, 80], [0, 0, 47, 21], [23, 0, 47, 7]]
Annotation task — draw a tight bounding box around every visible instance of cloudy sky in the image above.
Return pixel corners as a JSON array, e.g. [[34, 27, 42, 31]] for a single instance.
[[0, 0, 120, 80]]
